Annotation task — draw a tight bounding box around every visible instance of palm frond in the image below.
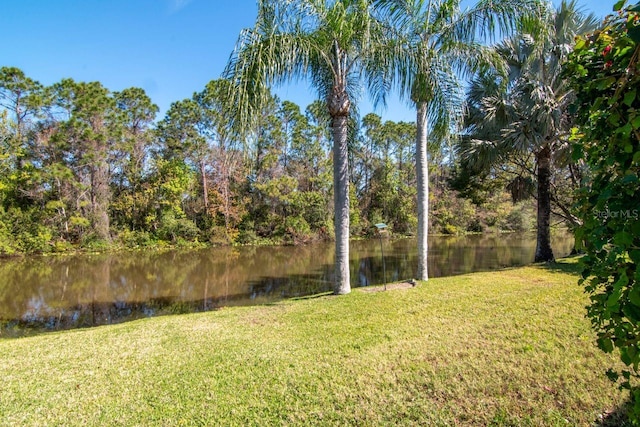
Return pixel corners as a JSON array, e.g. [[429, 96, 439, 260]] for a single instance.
[[458, 0, 600, 170], [224, 0, 397, 135]]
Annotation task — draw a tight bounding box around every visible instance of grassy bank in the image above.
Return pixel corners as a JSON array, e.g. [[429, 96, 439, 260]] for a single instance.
[[0, 259, 628, 426]]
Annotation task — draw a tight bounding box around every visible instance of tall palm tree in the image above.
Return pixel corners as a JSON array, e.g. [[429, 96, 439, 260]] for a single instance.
[[375, 0, 540, 280], [458, 0, 598, 262], [224, 0, 396, 294]]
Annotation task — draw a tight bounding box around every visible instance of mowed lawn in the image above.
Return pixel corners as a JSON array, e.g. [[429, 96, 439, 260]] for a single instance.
[[0, 259, 629, 426]]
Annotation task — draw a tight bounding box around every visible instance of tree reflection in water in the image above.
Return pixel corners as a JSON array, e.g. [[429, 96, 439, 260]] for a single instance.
[[0, 233, 574, 336]]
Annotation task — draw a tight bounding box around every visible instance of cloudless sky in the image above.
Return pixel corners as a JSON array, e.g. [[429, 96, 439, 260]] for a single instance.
[[1, 0, 616, 123]]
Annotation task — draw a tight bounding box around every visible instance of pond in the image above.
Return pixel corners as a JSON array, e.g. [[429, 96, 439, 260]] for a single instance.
[[0, 232, 574, 336]]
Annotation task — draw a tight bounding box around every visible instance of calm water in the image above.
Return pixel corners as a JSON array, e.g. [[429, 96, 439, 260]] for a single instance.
[[0, 233, 574, 336]]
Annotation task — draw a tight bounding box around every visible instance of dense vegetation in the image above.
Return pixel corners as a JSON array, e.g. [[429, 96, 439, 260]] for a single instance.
[[0, 65, 542, 255], [567, 0, 640, 420]]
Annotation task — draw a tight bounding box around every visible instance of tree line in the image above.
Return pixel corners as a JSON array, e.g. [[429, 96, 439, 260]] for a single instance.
[[0, 65, 523, 251], [0, 62, 553, 254], [0, 0, 597, 280]]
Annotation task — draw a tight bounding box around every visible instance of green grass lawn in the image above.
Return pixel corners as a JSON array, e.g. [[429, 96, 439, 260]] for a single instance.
[[0, 259, 629, 426]]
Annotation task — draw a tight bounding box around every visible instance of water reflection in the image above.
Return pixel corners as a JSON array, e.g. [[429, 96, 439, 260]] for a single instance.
[[0, 233, 574, 336]]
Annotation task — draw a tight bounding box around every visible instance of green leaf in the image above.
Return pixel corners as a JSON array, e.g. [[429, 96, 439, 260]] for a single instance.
[[609, 112, 622, 126], [629, 285, 640, 306], [614, 0, 626, 11], [616, 46, 634, 59], [572, 143, 584, 161], [592, 97, 604, 111], [607, 289, 622, 307], [598, 337, 615, 353], [632, 115, 640, 129], [615, 271, 630, 289], [597, 77, 617, 90], [630, 250, 640, 264], [614, 231, 633, 246], [623, 302, 640, 321], [628, 25, 640, 44], [624, 89, 637, 107]]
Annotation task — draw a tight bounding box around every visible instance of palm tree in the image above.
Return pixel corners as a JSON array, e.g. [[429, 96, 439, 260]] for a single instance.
[[375, 0, 540, 280], [224, 0, 396, 294], [458, 0, 598, 262]]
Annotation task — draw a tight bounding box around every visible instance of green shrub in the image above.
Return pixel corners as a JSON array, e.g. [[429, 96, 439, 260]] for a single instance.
[[207, 225, 232, 246], [566, 2, 640, 421], [443, 224, 462, 235], [502, 202, 534, 232], [0, 207, 53, 254], [118, 229, 154, 249], [235, 219, 259, 245], [52, 240, 74, 253], [80, 234, 111, 252], [0, 226, 17, 255], [283, 216, 312, 244], [157, 211, 200, 243], [432, 188, 477, 234], [467, 217, 484, 233]]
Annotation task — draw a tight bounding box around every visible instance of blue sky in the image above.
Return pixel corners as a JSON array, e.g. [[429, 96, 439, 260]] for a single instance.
[[1, 0, 615, 123]]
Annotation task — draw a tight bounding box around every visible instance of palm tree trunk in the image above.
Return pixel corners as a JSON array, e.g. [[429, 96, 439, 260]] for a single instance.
[[332, 112, 351, 294], [416, 102, 429, 281], [535, 145, 554, 262]]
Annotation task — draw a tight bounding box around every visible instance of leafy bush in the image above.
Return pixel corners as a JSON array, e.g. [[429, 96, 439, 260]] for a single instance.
[[283, 215, 312, 244], [431, 188, 477, 234], [235, 219, 260, 245], [502, 202, 535, 232], [118, 229, 154, 249], [566, 1, 640, 420], [467, 217, 484, 233], [157, 211, 200, 243], [207, 225, 233, 246], [0, 207, 53, 254], [443, 224, 463, 235], [80, 234, 111, 252], [51, 240, 74, 253], [0, 209, 17, 255], [290, 191, 327, 230]]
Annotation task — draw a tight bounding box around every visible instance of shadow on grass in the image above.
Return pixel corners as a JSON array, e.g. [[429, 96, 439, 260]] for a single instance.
[[540, 256, 583, 275], [288, 292, 334, 301], [264, 290, 334, 305], [542, 257, 635, 426], [595, 398, 632, 426]]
